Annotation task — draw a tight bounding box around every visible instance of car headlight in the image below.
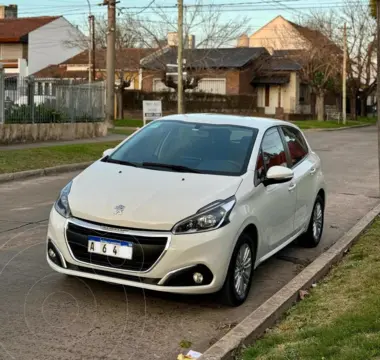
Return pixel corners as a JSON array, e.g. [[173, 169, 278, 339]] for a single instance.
[[172, 196, 236, 234], [54, 181, 72, 218]]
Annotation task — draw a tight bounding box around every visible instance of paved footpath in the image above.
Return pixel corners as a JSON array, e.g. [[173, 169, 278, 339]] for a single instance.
[[0, 127, 378, 360], [0, 134, 126, 151]]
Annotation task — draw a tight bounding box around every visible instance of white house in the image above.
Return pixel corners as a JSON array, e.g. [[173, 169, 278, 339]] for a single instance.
[[0, 5, 84, 76]]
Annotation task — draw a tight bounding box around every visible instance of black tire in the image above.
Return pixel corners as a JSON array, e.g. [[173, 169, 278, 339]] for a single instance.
[[299, 194, 325, 248], [219, 233, 255, 307]]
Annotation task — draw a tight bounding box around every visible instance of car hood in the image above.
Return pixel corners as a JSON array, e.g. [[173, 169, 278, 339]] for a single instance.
[[68, 161, 243, 231]]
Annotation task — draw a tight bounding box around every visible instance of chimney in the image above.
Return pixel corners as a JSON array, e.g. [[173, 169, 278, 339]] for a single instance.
[[167, 32, 178, 46], [187, 35, 195, 49], [0, 4, 17, 19], [167, 32, 195, 49], [237, 34, 249, 48]]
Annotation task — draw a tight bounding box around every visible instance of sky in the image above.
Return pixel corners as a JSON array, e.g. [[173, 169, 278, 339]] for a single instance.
[[12, 0, 363, 39]]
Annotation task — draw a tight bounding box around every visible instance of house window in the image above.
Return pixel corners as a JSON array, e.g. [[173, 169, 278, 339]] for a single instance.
[[44, 83, 50, 96], [4, 78, 17, 91], [36, 82, 43, 95], [265, 85, 270, 107], [299, 84, 310, 104]]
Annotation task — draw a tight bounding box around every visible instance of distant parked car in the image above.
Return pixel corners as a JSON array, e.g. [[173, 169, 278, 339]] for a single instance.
[[46, 114, 326, 306]]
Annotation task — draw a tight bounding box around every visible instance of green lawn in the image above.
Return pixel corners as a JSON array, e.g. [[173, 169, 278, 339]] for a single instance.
[[109, 128, 137, 136], [293, 118, 376, 129], [114, 117, 377, 130], [0, 141, 121, 174], [243, 218, 380, 360]]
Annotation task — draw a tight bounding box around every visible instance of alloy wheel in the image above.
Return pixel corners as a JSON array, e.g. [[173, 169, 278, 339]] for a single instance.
[[312, 202, 323, 241], [234, 243, 252, 299]]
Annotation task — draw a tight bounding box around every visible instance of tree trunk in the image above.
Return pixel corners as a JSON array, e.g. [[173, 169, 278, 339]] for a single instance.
[[360, 96, 367, 117], [311, 93, 316, 118], [350, 95, 357, 120], [316, 93, 325, 121], [336, 95, 342, 114], [117, 87, 124, 120]]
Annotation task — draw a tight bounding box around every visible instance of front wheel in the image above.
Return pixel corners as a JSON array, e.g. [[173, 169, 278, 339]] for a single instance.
[[219, 234, 255, 307], [299, 195, 325, 248]]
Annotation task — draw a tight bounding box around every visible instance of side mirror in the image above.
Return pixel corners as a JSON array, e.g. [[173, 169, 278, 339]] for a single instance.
[[102, 148, 114, 158], [263, 166, 293, 187]]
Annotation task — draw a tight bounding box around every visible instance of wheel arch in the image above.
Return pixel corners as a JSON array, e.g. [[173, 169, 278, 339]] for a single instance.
[[317, 188, 326, 208]]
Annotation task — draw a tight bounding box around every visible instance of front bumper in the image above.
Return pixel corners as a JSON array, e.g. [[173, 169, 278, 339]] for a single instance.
[[47, 208, 238, 294]]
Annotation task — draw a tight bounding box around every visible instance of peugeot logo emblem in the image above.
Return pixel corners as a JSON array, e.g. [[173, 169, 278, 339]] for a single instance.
[[114, 204, 125, 215]]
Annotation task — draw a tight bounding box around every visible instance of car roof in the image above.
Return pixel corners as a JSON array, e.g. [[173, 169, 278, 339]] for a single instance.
[[158, 113, 298, 131]]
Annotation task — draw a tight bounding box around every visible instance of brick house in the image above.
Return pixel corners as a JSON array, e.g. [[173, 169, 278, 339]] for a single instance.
[[140, 47, 269, 95]]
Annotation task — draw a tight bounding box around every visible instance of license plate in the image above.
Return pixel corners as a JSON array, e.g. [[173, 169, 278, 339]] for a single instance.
[[87, 235, 133, 260]]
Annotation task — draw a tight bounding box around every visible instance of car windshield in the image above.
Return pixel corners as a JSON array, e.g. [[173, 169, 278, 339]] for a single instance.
[[107, 120, 259, 176]]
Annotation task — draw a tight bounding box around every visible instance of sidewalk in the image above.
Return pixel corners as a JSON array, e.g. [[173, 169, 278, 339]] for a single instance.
[[0, 134, 126, 151]]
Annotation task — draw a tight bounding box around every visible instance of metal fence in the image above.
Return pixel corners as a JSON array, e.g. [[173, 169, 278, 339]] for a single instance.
[[1, 75, 105, 124]]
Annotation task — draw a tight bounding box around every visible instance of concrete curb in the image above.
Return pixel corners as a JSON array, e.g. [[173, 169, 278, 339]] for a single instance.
[[0, 162, 92, 184], [305, 124, 373, 132], [199, 202, 380, 360]]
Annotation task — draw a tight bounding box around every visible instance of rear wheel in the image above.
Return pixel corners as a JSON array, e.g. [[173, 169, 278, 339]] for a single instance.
[[220, 233, 255, 307], [299, 195, 324, 248]]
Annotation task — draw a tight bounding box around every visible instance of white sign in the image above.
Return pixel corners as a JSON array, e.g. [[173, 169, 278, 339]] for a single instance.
[[143, 100, 162, 125]]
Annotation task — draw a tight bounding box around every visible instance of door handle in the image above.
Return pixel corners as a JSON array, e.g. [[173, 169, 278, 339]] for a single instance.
[[310, 168, 316, 175], [288, 183, 297, 191]]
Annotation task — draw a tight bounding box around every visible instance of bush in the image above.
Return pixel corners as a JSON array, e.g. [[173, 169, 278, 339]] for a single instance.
[[5, 104, 68, 124]]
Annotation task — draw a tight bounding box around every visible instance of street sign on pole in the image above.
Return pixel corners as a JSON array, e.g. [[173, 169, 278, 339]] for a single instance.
[[143, 100, 162, 126]]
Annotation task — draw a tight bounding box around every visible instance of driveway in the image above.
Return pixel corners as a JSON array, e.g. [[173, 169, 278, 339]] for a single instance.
[[0, 127, 378, 360]]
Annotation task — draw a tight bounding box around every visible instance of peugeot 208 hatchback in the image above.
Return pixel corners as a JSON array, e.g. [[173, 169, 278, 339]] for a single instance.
[[47, 114, 325, 306]]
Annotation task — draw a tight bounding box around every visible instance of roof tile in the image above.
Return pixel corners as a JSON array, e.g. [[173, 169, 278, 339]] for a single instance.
[[142, 47, 269, 70], [0, 16, 60, 41]]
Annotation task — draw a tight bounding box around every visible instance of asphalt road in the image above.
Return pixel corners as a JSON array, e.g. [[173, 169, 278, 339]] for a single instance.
[[0, 127, 378, 360]]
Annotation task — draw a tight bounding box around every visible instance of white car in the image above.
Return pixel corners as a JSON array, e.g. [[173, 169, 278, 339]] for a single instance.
[[47, 114, 325, 306]]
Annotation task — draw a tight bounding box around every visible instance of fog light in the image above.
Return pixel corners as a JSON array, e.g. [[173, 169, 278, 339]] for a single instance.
[[48, 248, 57, 259], [193, 272, 203, 284]]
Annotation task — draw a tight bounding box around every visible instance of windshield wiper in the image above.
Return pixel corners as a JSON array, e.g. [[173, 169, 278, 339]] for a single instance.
[[142, 162, 201, 173], [104, 157, 139, 168]]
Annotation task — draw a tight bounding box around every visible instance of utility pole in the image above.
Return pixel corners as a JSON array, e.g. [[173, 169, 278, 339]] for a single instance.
[[177, 0, 184, 114], [90, 15, 96, 81], [103, 0, 116, 127], [377, 0, 380, 194], [86, 0, 93, 83], [342, 22, 347, 125], [87, 18, 92, 82]]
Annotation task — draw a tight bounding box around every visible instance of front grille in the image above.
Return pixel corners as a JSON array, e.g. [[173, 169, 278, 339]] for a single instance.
[[66, 221, 168, 272]]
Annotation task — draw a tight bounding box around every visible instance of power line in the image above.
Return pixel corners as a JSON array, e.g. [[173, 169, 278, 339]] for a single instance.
[[130, 0, 156, 15]]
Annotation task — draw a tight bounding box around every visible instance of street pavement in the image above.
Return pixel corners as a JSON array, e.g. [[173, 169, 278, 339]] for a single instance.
[[0, 127, 378, 360]]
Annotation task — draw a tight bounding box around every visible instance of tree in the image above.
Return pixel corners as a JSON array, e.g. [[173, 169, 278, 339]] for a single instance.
[[300, 1, 376, 118], [297, 46, 341, 121], [66, 1, 249, 113], [66, 14, 150, 119]]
